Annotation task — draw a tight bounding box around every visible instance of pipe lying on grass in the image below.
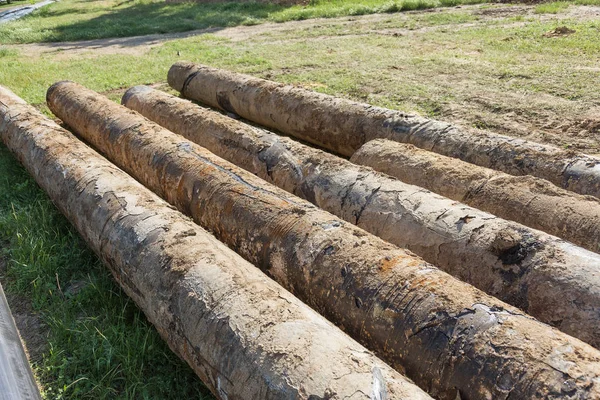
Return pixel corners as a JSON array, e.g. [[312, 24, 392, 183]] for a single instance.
[[122, 85, 600, 351], [351, 139, 600, 253], [0, 282, 41, 400], [167, 61, 600, 198], [0, 86, 431, 400], [47, 81, 600, 400]]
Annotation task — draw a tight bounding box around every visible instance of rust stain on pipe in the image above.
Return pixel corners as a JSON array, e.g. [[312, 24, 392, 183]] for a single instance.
[[167, 61, 600, 199], [0, 85, 431, 400], [122, 85, 600, 351], [351, 139, 600, 254], [47, 81, 600, 400]]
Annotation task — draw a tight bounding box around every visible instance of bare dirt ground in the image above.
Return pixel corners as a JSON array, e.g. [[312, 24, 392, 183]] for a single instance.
[[3, 292, 48, 364]]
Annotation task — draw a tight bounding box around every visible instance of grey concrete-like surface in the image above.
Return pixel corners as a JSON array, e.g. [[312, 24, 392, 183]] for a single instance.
[[0, 0, 54, 24], [0, 283, 41, 400]]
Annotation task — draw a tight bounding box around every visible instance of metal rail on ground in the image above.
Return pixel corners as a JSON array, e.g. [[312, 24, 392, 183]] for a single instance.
[[0, 282, 41, 400]]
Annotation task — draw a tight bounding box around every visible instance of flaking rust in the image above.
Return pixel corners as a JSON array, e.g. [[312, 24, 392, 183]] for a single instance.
[[122, 85, 600, 351], [48, 81, 600, 400], [167, 61, 600, 198], [0, 85, 431, 400]]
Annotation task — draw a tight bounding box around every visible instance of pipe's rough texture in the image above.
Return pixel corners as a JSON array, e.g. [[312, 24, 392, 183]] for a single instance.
[[0, 86, 431, 400], [351, 139, 600, 253], [167, 61, 600, 198], [48, 81, 600, 400], [122, 85, 600, 351]]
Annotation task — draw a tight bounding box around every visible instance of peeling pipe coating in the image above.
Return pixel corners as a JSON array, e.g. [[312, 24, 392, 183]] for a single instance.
[[47, 81, 600, 400], [351, 139, 600, 254], [167, 61, 600, 199], [0, 85, 431, 400], [122, 85, 600, 352]]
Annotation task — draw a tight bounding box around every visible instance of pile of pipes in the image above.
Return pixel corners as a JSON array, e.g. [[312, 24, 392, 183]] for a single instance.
[[2, 61, 600, 399]]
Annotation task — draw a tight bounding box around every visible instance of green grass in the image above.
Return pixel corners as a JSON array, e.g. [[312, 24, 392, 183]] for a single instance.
[[534, 0, 600, 13], [0, 0, 20, 10], [2, 16, 598, 110], [0, 0, 491, 44], [0, 145, 213, 398], [0, 0, 45, 10], [534, 1, 570, 13], [0, 47, 18, 57]]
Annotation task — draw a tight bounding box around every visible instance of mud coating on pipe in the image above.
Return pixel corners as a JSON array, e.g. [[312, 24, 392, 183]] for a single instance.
[[167, 62, 600, 198], [351, 139, 600, 254], [48, 82, 600, 399], [2, 84, 431, 400], [122, 86, 600, 351]]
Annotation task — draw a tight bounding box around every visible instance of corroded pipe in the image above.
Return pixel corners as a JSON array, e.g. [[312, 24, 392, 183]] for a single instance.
[[48, 81, 600, 400], [122, 85, 600, 351], [0, 85, 430, 400], [351, 139, 600, 253], [167, 61, 600, 198]]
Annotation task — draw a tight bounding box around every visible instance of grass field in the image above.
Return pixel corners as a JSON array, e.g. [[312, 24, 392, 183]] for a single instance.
[[1, 0, 599, 398], [0, 0, 492, 43], [0, 0, 49, 11]]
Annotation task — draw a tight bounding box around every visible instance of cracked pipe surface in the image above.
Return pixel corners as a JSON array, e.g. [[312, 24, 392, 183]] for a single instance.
[[47, 81, 600, 400], [351, 139, 600, 254], [0, 85, 431, 400], [122, 85, 600, 350], [167, 61, 600, 198]]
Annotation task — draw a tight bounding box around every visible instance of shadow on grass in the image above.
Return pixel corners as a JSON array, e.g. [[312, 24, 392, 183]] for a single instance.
[[1, 0, 497, 44], [42, 1, 290, 42]]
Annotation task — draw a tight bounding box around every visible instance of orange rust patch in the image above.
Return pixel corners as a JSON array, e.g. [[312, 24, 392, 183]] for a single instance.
[[377, 253, 423, 273]]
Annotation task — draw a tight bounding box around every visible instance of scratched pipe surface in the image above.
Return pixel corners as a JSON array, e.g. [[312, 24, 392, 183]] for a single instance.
[[122, 86, 600, 352], [350, 139, 600, 254], [47, 81, 600, 400], [0, 86, 432, 400], [167, 61, 600, 198]]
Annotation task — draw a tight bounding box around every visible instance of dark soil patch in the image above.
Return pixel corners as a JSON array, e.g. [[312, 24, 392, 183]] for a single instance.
[[0, 254, 48, 381]]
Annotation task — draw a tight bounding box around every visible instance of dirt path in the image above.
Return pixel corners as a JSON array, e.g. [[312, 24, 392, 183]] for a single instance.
[[10, 3, 594, 58], [0, 0, 54, 24]]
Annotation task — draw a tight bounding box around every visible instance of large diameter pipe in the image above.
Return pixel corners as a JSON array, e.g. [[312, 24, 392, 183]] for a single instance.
[[0, 86, 430, 400], [122, 85, 600, 351], [48, 81, 600, 400], [351, 139, 600, 253], [168, 61, 600, 198]]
